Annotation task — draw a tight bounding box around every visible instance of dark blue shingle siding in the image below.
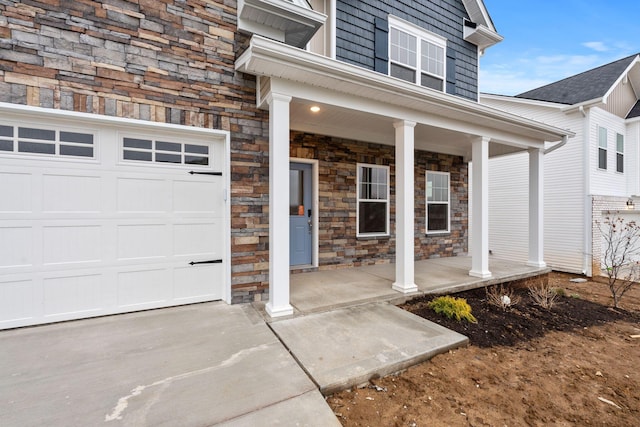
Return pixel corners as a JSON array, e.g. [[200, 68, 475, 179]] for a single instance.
[[335, 0, 478, 101]]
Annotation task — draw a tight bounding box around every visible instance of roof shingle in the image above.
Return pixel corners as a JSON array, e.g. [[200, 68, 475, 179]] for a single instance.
[[516, 54, 639, 105]]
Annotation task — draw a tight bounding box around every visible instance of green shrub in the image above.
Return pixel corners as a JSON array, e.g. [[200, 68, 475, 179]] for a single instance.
[[427, 296, 477, 323]]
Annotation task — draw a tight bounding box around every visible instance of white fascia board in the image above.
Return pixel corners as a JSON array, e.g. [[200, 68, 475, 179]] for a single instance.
[[602, 55, 640, 103], [236, 36, 573, 142], [0, 102, 230, 139], [461, 0, 497, 32], [481, 93, 567, 109]]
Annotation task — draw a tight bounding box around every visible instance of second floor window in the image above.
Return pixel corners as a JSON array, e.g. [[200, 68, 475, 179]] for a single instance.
[[598, 126, 607, 170], [389, 16, 446, 91], [616, 133, 624, 173]]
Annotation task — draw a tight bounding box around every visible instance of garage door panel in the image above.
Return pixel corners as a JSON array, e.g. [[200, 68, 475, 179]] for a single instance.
[[42, 174, 101, 213], [173, 222, 223, 257], [117, 224, 168, 260], [174, 264, 223, 300], [173, 179, 223, 214], [43, 225, 102, 265], [43, 274, 103, 316], [0, 172, 32, 213], [117, 178, 169, 213], [0, 279, 34, 324], [0, 115, 228, 329], [117, 269, 171, 308], [0, 227, 33, 268]]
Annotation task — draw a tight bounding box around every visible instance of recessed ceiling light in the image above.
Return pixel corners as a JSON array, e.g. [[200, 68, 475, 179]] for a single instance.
[[310, 106, 320, 113]]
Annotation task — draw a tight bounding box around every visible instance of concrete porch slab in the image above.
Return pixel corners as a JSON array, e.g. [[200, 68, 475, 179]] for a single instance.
[[269, 302, 468, 395], [289, 257, 549, 314], [0, 302, 339, 426]]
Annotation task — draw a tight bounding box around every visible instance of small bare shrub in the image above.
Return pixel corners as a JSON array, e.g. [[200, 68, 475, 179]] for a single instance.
[[528, 283, 558, 309], [485, 284, 521, 310], [597, 216, 640, 308]]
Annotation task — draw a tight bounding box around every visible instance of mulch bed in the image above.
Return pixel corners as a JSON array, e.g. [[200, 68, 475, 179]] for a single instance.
[[402, 286, 640, 348]]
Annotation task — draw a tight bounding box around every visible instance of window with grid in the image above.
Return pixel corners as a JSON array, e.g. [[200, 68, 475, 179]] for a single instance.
[[426, 171, 450, 233], [0, 124, 94, 159], [122, 137, 210, 166], [357, 164, 389, 236], [389, 16, 446, 91], [616, 133, 624, 173], [598, 126, 607, 170]]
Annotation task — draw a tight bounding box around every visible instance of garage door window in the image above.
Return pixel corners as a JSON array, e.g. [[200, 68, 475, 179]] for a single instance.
[[0, 125, 94, 158], [123, 137, 209, 166]]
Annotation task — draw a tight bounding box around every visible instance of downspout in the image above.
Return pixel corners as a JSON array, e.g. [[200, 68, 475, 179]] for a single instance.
[[580, 105, 592, 276], [543, 134, 568, 155]]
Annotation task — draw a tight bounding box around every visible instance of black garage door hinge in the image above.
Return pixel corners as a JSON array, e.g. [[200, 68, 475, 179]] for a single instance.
[[188, 171, 222, 176], [189, 259, 223, 266]]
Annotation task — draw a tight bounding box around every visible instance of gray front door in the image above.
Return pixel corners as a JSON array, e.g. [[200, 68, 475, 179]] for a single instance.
[[289, 162, 312, 266]]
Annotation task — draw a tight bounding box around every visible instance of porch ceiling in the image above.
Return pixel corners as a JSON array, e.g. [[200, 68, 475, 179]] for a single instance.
[[290, 98, 523, 158]]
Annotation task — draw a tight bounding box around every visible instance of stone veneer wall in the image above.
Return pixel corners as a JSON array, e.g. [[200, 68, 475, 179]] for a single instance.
[[290, 132, 468, 270], [0, 0, 271, 303]]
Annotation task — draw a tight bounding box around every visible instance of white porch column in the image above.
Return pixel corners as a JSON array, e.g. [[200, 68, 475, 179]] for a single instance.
[[392, 120, 418, 293], [470, 137, 492, 278], [527, 147, 546, 267], [265, 93, 294, 317]]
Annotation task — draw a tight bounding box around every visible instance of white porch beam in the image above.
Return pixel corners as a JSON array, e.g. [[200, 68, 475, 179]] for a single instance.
[[265, 92, 294, 317], [392, 120, 418, 293], [527, 147, 546, 267], [470, 137, 492, 278]]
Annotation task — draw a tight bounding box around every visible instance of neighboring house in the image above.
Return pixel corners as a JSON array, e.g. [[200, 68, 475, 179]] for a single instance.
[[0, 0, 570, 329], [481, 54, 640, 276]]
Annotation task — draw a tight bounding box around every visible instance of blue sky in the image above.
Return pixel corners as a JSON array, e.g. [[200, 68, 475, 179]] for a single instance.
[[480, 0, 640, 95]]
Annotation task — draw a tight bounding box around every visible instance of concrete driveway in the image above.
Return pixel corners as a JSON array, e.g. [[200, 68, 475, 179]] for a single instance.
[[0, 302, 339, 426]]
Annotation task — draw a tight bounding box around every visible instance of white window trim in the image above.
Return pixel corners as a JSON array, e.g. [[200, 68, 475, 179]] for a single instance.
[[426, 171, 450, 234], [616, 132, 624, 174], [356, 163, 390, 237], [388, 15, 447, 89], [597, 125, 607, 171]]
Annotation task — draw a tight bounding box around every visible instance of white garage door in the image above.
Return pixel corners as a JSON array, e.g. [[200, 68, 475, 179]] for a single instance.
[[0, 107, 229, 329]]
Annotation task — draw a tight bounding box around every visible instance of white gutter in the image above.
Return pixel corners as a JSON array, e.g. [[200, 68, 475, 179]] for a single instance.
[[543, 134, 569, 155]]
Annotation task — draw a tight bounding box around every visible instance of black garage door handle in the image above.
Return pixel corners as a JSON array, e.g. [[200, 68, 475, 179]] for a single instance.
[[189, 259, 223, 265]]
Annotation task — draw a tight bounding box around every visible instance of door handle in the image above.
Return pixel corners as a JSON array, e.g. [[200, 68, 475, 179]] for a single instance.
[[308, 219, 312, 234]]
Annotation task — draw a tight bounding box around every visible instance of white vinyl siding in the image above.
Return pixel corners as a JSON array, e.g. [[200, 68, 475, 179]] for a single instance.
[[357, 164, 389, 237], [590, 108, 627, 197], [479, 96, 586, 274]]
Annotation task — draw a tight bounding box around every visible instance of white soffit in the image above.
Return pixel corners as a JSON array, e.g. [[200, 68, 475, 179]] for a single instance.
[[238, 0, 326, 48]]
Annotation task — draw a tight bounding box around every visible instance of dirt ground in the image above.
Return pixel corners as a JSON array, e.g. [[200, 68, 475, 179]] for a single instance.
[[328, 272, 640, 426]]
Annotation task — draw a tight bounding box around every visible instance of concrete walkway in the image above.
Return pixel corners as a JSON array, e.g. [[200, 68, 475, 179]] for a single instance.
[[0, 302, 340, 426], [270, 302, 467, 395]]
